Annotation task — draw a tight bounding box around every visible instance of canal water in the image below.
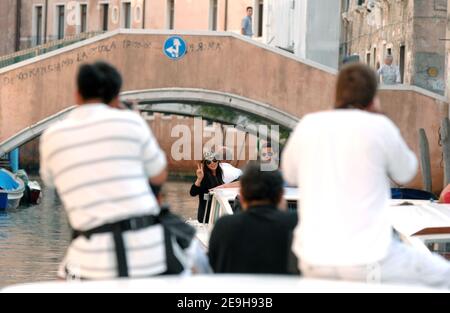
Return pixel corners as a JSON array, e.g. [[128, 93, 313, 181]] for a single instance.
[[0, 180, 197, 288]]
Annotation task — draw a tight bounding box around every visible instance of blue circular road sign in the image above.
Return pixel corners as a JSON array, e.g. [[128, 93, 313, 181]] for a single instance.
[[164, 36, 187, 60]]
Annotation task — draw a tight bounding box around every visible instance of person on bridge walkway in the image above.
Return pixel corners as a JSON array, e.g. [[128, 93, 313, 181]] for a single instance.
[[377, 54, 401, 85], [40, 62, 194, 280], [282, 63, 450, 288], [241, 6, 254, 37]]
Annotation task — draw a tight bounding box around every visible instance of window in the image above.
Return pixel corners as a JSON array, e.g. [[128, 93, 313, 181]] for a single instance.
[[373, 47, 377, 67], [35, 6, 43, 45], [399, 45, 405, 83], [210, 0, 218, 31], [426, 239, 450, 260], [366, 52, 371, 65], [101, 4, 109, 31], [257, 0, 264, 37], [387, 48, 392, 55], [123, 2, 131, 29], [80, 4, 87, 33], [168, 0, 175, 30], [57, 5, 65, 40], [343, 0, 350, 12]]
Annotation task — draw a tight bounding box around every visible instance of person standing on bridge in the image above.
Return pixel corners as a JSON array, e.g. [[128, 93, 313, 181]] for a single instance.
[[377, 54, 401, 85], [282, 63, 450, 288], [241, 6, 254, 37], [40, 62, 193, 280]]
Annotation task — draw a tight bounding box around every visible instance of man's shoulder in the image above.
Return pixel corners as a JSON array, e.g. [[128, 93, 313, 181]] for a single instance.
[[81, 107, 147, 130], [41, 118, 71, 141], [299, 110, 337, 125], [216, 213, 244, 225], [270, 210, 298, 229], [214, 213, 246, 230], [42, 108, 146, 140], [299, 110, 396, 129], [364, 112, 397, 127], [103, 107, 144, 122]]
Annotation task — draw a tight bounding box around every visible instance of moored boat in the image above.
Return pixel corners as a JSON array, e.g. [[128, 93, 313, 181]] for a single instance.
[[0, 168, 25, 210], [16, 170, 42, 205], [202, 185, 450, 261], [27, 181, 42, 205]]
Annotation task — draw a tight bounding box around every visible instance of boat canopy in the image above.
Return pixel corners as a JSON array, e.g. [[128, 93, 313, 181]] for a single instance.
[[0, 169, 19, 191]]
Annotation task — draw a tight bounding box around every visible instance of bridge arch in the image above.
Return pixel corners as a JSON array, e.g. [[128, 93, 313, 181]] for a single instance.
[[0, 88, 299, 156]]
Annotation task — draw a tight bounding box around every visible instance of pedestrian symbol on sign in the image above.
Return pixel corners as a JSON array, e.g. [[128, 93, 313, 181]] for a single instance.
[[164, 36, 187, 60]]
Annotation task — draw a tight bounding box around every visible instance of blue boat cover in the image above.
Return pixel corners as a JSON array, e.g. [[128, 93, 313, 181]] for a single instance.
[[391, 188, 438, 201], [0, 170, 19, 191]]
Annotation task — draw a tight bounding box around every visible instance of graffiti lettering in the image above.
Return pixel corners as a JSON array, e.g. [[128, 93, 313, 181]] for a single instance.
[[188, 41, 222, 54], [1, 39, 166, 86], [122, 40, 152, 49]]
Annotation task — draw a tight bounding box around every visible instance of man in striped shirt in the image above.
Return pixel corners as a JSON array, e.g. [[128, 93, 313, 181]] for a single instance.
[[40, 62, 174, 280]]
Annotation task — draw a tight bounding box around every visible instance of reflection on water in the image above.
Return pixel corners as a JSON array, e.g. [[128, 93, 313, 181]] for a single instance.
[[0, 187, 69, 288], [0, 180, 197, 288]]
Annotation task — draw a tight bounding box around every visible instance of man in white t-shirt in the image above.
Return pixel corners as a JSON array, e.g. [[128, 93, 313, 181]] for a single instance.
[[40, 62, 199, 280], [282, 63, 450, 288]]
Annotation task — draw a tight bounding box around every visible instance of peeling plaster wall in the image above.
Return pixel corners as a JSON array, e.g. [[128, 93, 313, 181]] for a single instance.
[[341, 0, 447, 95]]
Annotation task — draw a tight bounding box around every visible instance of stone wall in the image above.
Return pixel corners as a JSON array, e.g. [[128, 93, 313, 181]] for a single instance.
[[341, 0, 447, 95], [0, 0, 18, 55]]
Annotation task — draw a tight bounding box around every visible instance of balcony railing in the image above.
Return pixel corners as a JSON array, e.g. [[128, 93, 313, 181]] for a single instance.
[[0, 31, 104, 69]]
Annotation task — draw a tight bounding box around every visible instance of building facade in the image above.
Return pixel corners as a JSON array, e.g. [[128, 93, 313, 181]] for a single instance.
[[341, 0, 447, 95], [2, 1, 344, 69], [0, 0, 19, 56], [264, 0, 341, 69], [0, 0, 267, 56]]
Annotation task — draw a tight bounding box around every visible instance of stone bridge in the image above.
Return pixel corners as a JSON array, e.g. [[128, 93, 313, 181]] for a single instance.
[[0, 30, 448, 191]]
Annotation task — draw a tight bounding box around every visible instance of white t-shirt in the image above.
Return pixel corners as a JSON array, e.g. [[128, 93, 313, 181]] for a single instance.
[[282, 110, 417, 266], [221, 163, 243, 184], [40, 104, 168, 279]]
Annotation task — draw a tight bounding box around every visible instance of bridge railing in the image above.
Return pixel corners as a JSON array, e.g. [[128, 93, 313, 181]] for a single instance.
[[0, 32, 105, 69]]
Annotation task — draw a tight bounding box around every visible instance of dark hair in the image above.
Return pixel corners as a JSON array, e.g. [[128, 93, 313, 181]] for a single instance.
[[246, 6, 253, 11], [240, 161, 284, 206], [202, 159, 224, 187], [77, 61, 122, 104], [335, 63, 378, 110], [150, 184, 162, 198], [261, 142, 272, 150]]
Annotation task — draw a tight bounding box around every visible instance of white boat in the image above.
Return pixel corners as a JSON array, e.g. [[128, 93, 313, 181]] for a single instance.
[[1, 275, 443, 293], [197, 186, 450, 261], [3, 186, 449, 293], [0, 168, 25, 210]]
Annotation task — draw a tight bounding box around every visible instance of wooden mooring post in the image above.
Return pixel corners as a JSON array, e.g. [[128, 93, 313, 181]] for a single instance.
[[419, 128, 432, 192], [440, 118, 450, 187]]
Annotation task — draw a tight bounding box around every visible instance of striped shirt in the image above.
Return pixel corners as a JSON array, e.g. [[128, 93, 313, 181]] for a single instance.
[[40, 104, 168, 279]]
